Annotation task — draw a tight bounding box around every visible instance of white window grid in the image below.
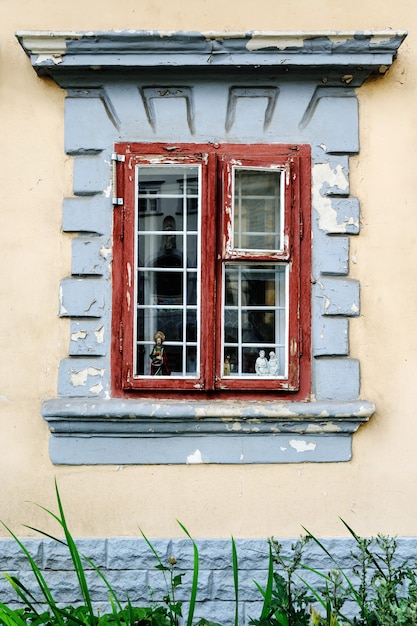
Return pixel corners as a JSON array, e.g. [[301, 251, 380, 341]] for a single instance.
[[133, 163, 202, 377]]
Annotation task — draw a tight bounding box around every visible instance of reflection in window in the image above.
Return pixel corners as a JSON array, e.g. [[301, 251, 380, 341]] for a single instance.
[[223, 264, 287, 377], [233, 168, 283, 251], [135, 165, 200, 376]]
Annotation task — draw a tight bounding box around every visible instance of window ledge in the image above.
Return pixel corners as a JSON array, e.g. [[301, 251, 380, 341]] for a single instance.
[[42, 398, 374, 465]]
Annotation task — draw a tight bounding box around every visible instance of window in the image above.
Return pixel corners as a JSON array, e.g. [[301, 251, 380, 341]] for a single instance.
[[112, 143, 311, 398]]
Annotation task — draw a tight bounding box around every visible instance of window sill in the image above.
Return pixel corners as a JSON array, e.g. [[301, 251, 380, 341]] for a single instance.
[[42, 398, 374, 464]]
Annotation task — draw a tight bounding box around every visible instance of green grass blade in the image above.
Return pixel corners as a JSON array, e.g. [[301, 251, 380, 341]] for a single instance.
[[0, 603, 30, 626], [259, 544, 274, 620], [24, 523, 124, 614], [0, 522, 66, 626], [2, 573, 41, 615], [339, 518, 386, 579], [53, 480, 95, 619], [231, 537, 239, 626], [301, 527, 361, 604], [82, 554, 124, 614], [177, 521, 199, 626]]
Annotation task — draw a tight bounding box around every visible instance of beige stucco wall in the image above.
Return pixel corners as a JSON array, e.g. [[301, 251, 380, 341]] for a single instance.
[[0, 0, 416, 539]]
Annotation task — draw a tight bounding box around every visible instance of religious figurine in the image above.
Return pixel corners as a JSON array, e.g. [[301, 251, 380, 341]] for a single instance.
[[224, 355, 231, 376], [150, 330, 171, 376], [268, 351, 279, 376], [255, 349, 269, 375]]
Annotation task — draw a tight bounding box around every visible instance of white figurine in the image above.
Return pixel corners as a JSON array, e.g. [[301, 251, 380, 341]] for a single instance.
[[255, 349, 270, 375], [268, 351, 279, 376]]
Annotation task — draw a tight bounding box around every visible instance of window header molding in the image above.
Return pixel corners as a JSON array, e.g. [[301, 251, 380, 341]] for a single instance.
[[16, 30, 407, 86]]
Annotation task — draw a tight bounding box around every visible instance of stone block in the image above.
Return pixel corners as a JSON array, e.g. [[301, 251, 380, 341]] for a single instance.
[[315, 277, 360, 316], [106, 538, 171, 570], [59, 277, 107, 318], [42, 538, 107, 570], [71, 236, 111, 276], [73, 154, 111, 196], [69, 319, 108, 356], [65, 95, 117, 154], [314, 358, 360, 401], [57, 357, 108, 397], [314, 235, 349, 275], [312, 316, 349, 356], [62, 196, 112, 235]]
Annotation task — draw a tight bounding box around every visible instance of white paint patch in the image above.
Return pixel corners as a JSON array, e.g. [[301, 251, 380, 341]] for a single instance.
[[71, 367, 104, 387], [100, 246, 112, 259], [186, 449, 204, 464], [59, 286, 68, 315], [71, 330, 88, 341], [94, 326, 105, 344], [289, 439, 317, 453], [89, 382, 103, 394], [351, 303, 359, 313], [103, 183, 112, 198], [247, 33, 304, 51], [36, 54, 63, 65]]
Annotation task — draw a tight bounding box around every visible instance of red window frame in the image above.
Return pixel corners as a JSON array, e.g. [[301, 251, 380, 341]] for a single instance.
[[111, 143, 311, 400]]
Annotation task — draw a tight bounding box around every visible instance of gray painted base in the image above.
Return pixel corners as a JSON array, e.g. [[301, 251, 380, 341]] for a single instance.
[[42, 398, 374, 464], [1, 536, 416, 625]]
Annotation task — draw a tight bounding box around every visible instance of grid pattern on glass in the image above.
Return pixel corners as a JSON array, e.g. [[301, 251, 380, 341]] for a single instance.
[[233, 168, 283, 251], [135, 164, 200, 377], [223, 264, 287, 377]]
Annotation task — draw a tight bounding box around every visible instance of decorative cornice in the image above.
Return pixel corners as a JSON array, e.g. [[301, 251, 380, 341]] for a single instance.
[[16, 30, 407, 86], [42, 397, 374, 435]]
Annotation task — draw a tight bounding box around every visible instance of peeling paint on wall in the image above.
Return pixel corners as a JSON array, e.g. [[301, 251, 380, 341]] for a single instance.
[[289, 439, 317, 452], [186, 449, 204, 464], [94, 326, 105, 343], [313, 163, 357, 233], [71, 330, 88, 341], [70, 367, 104, 387]]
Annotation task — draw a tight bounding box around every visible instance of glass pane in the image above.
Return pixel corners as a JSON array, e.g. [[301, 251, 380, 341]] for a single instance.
[[242, 310, 275, 343], [224, 309, 238, 342], [135, 164, 200, 377], [187, 235, 198, 268], [186, 311, 197, 341], [186, 347, 197, 373], [233, 168, 282, 251], [222, 263, 287, 378]]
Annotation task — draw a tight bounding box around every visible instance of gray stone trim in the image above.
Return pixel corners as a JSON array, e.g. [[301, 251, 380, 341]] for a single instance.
[[1, 536, 416, 625], [16, 31, 407, 84], [42, 398, 373, 464], [16, 30, 407, 464]]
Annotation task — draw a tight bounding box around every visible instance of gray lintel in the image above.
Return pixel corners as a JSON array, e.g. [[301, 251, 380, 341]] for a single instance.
[[15, 30, 407, 86]]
